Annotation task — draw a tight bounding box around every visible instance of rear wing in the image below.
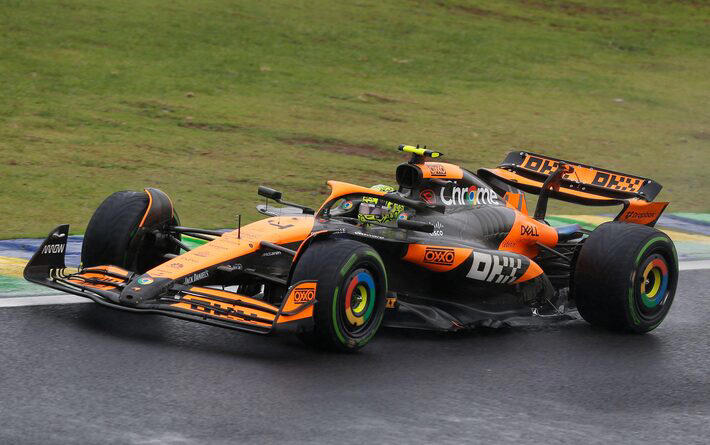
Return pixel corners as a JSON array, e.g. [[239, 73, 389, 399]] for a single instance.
[[478, 151, 669, 225]]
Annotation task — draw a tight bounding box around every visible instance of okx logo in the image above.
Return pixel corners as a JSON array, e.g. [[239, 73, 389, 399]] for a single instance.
[[424, 247, 455, 265]]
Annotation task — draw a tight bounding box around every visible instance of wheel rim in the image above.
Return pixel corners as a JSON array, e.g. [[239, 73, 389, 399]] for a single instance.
[[341, 268, 377, 336], [636, 253, 670, 317]]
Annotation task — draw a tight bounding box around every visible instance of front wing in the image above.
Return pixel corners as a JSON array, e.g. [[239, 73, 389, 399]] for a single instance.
[[24, 225, 315, 335]]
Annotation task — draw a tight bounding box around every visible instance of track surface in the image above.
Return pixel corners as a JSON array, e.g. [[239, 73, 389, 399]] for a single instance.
[[1, 270, 708, 445]]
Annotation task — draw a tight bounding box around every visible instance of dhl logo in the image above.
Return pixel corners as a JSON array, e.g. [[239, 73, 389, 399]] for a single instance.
[[423, 247, 455, 265]]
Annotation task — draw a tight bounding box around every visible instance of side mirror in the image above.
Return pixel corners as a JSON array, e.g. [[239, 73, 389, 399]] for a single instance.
[[258, 186, 282, 201]]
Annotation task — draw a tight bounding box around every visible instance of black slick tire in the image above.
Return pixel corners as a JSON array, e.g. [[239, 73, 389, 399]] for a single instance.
[[573, 221, 678, 333], [81, 190, 179, 273], [291, 238, 387, 352]]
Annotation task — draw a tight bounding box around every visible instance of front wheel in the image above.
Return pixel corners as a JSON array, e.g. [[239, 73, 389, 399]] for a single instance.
[[291, 238, 387, 351], [81, 189, 179, 273], [573, 222, 678, 333]]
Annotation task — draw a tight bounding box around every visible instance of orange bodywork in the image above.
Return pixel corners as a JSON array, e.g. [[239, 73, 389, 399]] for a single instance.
[[483, 167, 620, 202], [317, 180, 386, 214], [616, 199, 669, 225], [66, 272, 126, 290], [190, 286, 280, 312], [498, 211, 559, 258], [503, 192, 528, 215], [403, 244, 472, 272], [418, 162, 464, 180], [82, 265, 133, 279], [170, 297, 275, 328], [513, 259, 543, 283], [146, 216, 315, 280], [276, 281, 317, 324], [516, 153, 646, 193]]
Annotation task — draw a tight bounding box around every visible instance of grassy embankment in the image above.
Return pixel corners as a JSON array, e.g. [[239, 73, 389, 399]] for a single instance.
[[1, 0, 708, 238]]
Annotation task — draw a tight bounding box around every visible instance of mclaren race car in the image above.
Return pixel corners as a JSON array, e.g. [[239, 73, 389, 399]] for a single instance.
[[25, 145, 678, 351]]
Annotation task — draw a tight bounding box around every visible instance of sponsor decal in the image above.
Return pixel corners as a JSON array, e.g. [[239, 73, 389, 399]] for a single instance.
[[362, 196, 379, 204], [170, 263, 184, 269], [522, 156, 561, 176], [340, 200, 354, 210], [424, 247, 455, 265], [591, 172, 643, 192], [625, 211, 656, 220], [386, 297, 397, 309], [467, 252, 523, 284], [353, 232, 385, 240], [293, 287, 316, 304], [420, 189, 436, 204], [430, 221, 444, 237], [262, 251, 281, 257], [501, 240, 517, 248], [41, 244, 65, 254], [183, 270, 209, 285], [520, 225, 539, 236], [53, 233, 66, 239], [522, 155, 643, 192], [132, 287, 141, 292], [268, 220, 294, 230], [137, 277, 154, 285], [440, 185, 500, 206], [428, 164, 447, 176]]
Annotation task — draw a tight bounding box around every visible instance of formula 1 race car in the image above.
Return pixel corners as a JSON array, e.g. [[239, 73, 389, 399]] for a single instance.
[[25, 145, 678, 351]]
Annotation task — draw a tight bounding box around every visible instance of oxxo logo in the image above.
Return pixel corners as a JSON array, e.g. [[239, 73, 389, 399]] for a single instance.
[[440, 185, 499, 206], [520, 225, 539, 236], [292, 285, 316, 303], [424, 247, 455, 265], [41, 244, 65, 254], [428, 164, 447, 176]]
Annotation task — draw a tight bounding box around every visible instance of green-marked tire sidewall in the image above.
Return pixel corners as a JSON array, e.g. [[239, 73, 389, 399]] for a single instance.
[[626, 235, 677, 329], [330, 251, 387, 349]]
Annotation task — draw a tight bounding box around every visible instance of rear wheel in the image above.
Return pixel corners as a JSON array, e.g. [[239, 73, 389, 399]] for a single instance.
[[573, 222, 678, 333], [81, 190, 179, 273], [291, 238, 387, 351]]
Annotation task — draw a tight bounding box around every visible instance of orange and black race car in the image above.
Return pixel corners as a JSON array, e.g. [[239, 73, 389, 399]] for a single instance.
[[25, 145, 678, 351]]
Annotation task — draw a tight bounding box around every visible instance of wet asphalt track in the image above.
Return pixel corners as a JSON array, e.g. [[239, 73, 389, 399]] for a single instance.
[[1, 269, 708, 445]]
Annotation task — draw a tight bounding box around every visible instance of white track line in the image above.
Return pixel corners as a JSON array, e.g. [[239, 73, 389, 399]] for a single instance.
[[679, 260, 710, 271], [0, 260, 708, 309], [0, 295, 93, 308]]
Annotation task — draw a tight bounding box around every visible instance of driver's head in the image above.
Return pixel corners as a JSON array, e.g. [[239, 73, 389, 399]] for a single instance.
[[357, 185, 404, 224]]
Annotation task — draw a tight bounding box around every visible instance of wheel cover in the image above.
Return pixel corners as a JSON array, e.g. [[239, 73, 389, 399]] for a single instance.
[[636, 254, 670, 316], [342, 269, 377, 335]]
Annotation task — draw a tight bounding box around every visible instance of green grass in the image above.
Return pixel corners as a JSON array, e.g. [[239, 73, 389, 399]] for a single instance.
[[1, 0, 708, 238]]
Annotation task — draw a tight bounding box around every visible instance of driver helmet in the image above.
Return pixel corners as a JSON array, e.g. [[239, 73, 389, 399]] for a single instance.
[[357, 185, 405, 224]]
